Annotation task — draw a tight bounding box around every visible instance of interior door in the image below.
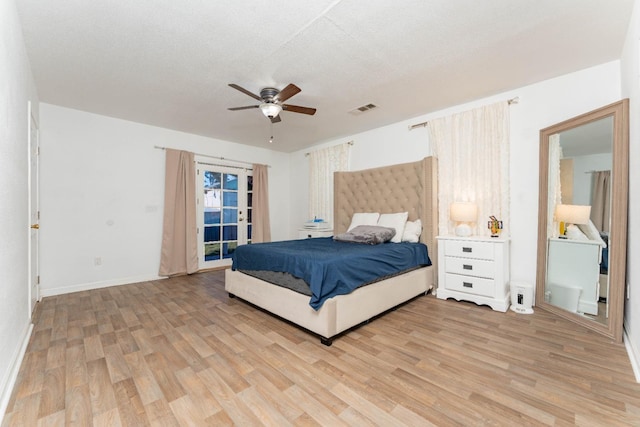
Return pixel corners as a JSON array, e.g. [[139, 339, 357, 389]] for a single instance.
[[197, 164, 252, 269], [28, 103, 40, 315]]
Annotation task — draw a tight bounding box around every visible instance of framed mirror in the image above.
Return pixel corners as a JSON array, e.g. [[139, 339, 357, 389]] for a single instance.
[[536, 99, 628, 342]]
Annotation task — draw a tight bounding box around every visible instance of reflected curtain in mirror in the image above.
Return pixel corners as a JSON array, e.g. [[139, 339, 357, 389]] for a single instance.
[[591, 170, 611, 232], [159, 149, 198, 276], [252, 164, 271, 243], [547, 134, 563, 238]]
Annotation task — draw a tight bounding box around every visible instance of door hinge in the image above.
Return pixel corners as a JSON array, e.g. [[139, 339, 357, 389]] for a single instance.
[[37, 275, 40, 285], [38, 211, 40, 220]]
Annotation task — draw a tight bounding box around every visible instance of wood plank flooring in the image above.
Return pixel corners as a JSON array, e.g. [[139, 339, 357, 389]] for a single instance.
[[4, 270, 640, 426]]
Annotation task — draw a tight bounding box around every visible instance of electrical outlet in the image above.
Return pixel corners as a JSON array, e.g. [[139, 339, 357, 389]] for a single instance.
[[94, 257, 102, 266]]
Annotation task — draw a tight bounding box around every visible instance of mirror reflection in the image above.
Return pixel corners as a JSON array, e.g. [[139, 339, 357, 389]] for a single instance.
[[545, 116, 613, 325]]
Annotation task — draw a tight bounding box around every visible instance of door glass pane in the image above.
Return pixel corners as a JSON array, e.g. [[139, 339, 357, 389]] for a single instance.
[[204, 243, 220, 261], [248, 192, 253, 208], [224, 173, 238, 190], [223, 242, 237, 259], [223, 208, 237, 223], [247, 208, 252, 223], [247, 176, 253, 191], [223, 191, 237, 207], [204, 226, 220, 242], [205, 172, 221, 189], [223, 225, 237, 240]]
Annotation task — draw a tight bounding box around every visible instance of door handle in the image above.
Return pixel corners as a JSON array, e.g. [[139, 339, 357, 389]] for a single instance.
[[30, 224, 39, 229], [238, 218, 244, 222]]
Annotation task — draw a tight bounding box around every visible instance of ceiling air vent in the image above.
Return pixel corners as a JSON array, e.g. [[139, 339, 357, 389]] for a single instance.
[[349, 103, 378, 115]]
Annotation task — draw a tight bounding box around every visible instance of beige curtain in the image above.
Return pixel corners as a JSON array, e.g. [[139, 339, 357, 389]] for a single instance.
[[159, 149, 198, 276], [429, 101, 510, 237], [591, 170, 611, 232], [308, 143, 350, 226], [252, 164, 271, 243]]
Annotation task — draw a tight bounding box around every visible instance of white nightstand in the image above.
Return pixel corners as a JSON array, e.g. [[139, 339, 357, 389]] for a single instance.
[[436, 235, 510, 312], [298, 228, 333, 239]]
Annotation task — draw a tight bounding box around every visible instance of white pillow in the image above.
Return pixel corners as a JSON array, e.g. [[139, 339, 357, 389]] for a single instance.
[[402, 219, 422, 243], [347, 212, 380, 232], [377, 212, 408, 243], [577, 220, 607, 248], [565, 224, 588, 241]]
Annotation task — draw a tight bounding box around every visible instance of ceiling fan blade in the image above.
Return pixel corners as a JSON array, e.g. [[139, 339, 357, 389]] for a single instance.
[[282, 104, 317, 115], [275, 84, 301, 103], [270, 115, 282, 124], [228, 105, 259, 111], [228, 84, 261, 101]]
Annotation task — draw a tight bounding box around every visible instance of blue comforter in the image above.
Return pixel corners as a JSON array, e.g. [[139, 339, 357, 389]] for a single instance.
[[231, 237, 431, 310]]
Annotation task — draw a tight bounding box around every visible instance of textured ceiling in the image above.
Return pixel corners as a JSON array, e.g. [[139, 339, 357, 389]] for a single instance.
[[16, 0, 633, 152]]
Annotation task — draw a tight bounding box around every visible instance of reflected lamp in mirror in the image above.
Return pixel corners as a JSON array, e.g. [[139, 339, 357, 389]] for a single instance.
[[555, 204, 591, 238], [450, 202, 478, 237]]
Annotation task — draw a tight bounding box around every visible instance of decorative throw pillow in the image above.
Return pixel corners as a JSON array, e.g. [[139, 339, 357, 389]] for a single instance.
[[402, 219, 422, 243], [377, 212, 408, 243], [577, 220, 607, 247], [347, 212, 380, 231], [333, 225, 396, 245], [565, 224, 588, 241]]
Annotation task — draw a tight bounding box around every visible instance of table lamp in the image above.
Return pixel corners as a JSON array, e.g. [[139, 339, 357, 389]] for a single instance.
[[555, 204, 591, 238], [450, 202, 478, 237]]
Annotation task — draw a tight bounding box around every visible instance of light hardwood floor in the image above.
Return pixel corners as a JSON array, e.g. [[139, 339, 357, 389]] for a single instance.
[[4, 270, 640, 426]]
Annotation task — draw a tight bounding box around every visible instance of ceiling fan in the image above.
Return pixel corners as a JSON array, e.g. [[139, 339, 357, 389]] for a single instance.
[[227, 83, 317, 123]]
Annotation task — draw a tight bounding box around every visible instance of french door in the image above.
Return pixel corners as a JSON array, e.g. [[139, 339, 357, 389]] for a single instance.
[[196, 164, 252, 269]]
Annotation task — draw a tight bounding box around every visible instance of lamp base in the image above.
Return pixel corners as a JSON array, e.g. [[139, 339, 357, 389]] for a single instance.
[[455, 223, 472, 237]]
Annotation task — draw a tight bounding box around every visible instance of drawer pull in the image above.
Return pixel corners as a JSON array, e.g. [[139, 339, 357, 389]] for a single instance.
[[462, 247, 472, 253], [463, 264, 473, 270], [463, 282, 473, 288]]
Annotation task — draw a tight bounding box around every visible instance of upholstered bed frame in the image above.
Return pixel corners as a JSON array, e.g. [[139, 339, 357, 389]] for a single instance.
[[225, 156, 438, 345]]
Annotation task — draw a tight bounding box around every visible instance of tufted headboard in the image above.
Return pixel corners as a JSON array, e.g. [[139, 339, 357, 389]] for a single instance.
[[333, 157, 438, 268]]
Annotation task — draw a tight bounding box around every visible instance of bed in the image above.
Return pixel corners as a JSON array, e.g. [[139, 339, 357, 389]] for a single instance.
[[225, 156, 438, 345]]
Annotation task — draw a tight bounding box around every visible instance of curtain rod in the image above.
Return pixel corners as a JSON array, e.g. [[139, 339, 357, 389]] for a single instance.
[[305, 140, 354, 157], [408, 96, 520, 131], [154, 145, 270, 168]]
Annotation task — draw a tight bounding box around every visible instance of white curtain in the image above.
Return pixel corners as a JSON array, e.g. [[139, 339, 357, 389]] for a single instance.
[[308, 143, 350, 226], [547, 134, 563, 238], [429, 101, 510, 237]]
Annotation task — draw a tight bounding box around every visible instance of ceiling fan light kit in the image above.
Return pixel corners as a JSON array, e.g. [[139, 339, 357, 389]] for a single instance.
[[260, 102, 282, 118]]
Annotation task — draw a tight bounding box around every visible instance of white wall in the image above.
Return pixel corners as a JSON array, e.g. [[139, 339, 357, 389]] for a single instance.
[[39, 104, 290, 295], [621, 0, 640, 379], [290, 60, 621, 304], [0, 0, 39, 421]]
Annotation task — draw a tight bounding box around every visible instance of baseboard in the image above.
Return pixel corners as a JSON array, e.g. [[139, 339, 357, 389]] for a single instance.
[[40, 274, 166, 297], [0, 322, 33, 425], [624, 326, 640, 383]]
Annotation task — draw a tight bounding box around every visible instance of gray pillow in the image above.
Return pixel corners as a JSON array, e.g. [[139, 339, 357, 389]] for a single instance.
[[333, 225, 396, 245]]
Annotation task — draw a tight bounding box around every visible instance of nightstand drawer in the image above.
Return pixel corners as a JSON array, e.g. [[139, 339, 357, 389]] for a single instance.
[[444, 240, 494, 260], [444, 273, 495, 297], [444, 257, 495, 279], [298, 229, 333, 238]]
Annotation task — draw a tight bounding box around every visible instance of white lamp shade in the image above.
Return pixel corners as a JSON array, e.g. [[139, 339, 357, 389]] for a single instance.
[[259, 103, 282, 118], [450, 202, 478, 222], [554, 204, 591, 225]]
